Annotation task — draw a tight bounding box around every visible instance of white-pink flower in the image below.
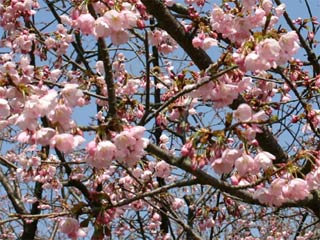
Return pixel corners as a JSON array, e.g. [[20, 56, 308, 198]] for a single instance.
[[254, 179, 287, 207], [59, 218, 79, 235], [172, 197, 185, 209], [77, 13, 95, 35], [95, 141, 116, 160], [254, 151, 275, 170], [0, 99, 10, 119], [235, 153, 257, 176], [61, 83, 84, 107], [48, 103, 74, 130], [114, 131, 136, 149], [212, 148, 241, 174], [262, 0, 273, 14], [192, 33, 217, 50], [59, 217, 86, 239], [233, 103, 252, 122], [86, 140, 97, 157], [257, 38, 281, 61], [33, 127, 56, 146], [244, 52, 267, 72], [275, 3, 286, 17], [120, 10, 137, 29], [282, 178, 310, 201], [51, 133, 83, 153], [94, 17, 111, 38], [104, 10, 123, 32], [165, 0, 175, 7], [110, 30, 129, 45], [113, 126, 148, 166], [279, 31, 300, 56], [89, 140, 117, 169], [155, 160, 171, 178]]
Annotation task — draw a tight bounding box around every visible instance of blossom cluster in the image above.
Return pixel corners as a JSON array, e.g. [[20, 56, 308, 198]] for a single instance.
[[186, 73, 252, 108], [192, 32, 218, 50], [210, 1, 285, 46], [86, 126, 149, 169], [235, 31, 300, 72], [61, 6, 139, 45], [0, 0, 39, 31], [210, 1, 300, 72], [45, 24, 74, 56], [12, 83, 86, 153], [212, 149, 275, 176], [149, 30, 178, 54], [253, 178, 310, 206]]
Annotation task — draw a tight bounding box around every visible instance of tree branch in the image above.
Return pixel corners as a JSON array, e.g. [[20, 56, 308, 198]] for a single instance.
[[0, 169, 26, 214]]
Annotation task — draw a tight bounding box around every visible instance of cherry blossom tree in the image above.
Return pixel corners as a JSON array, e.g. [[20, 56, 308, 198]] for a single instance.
[[0, 0, 320, 239]]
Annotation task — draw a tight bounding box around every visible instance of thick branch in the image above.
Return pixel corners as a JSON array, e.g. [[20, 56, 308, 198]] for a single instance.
[[146, 143, 314, 210], [146, 143, 260, 205]]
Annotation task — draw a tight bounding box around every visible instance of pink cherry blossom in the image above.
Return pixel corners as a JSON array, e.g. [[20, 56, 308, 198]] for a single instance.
[[104, 10, 123, 32], [155, 160, 171, 178], [306, 167, 320, 190], [172, 198, 185, 209], [254, 151, 275, 170], [48, 104, 74, 130], [244, 52, 268, 72], [114, 131, 136, 149], [275, 3, 286, 17], [212, 148, 241, 174], [87, 140, 117, 169], [192, 33, 217, 50], [50, 69, 62, 81], [95, 140, 117, 160], [233, 103, 252, 122], [17, 131, 32, 144], [120, 10, 137, 29], [235, 153, 257, 176], [112, 126, 148, 166], [61, 83, 84, 107], [282, 178, 310, 201], [0, 99, 10, 119], [252, 110, 269, 122], [242, 0, 257, 11], [279, 31, 300, 57], [149, 30, 177, 54], [0, 0, 317, 238], [76, 14, 95, 35], [51, 133, 83, 153], [165, 0, 175, 7], [110, 30, 130, 45], [94, 17, 111, 38], [257, 38, 281, 62], [96, 60, 105, 75], [253, 188, 272, 205], [242, 126, 258, 141], [33, 127, 56, 146], [262, 0, 273, 14], [270, 178, 287, 196], [86, 140, 97, 157], [59, 218, 86, 239], [254, 179, 287, 206]]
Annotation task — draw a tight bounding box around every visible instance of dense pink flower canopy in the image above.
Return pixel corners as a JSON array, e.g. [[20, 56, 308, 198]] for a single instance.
[[0, 0, 320, 239]]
